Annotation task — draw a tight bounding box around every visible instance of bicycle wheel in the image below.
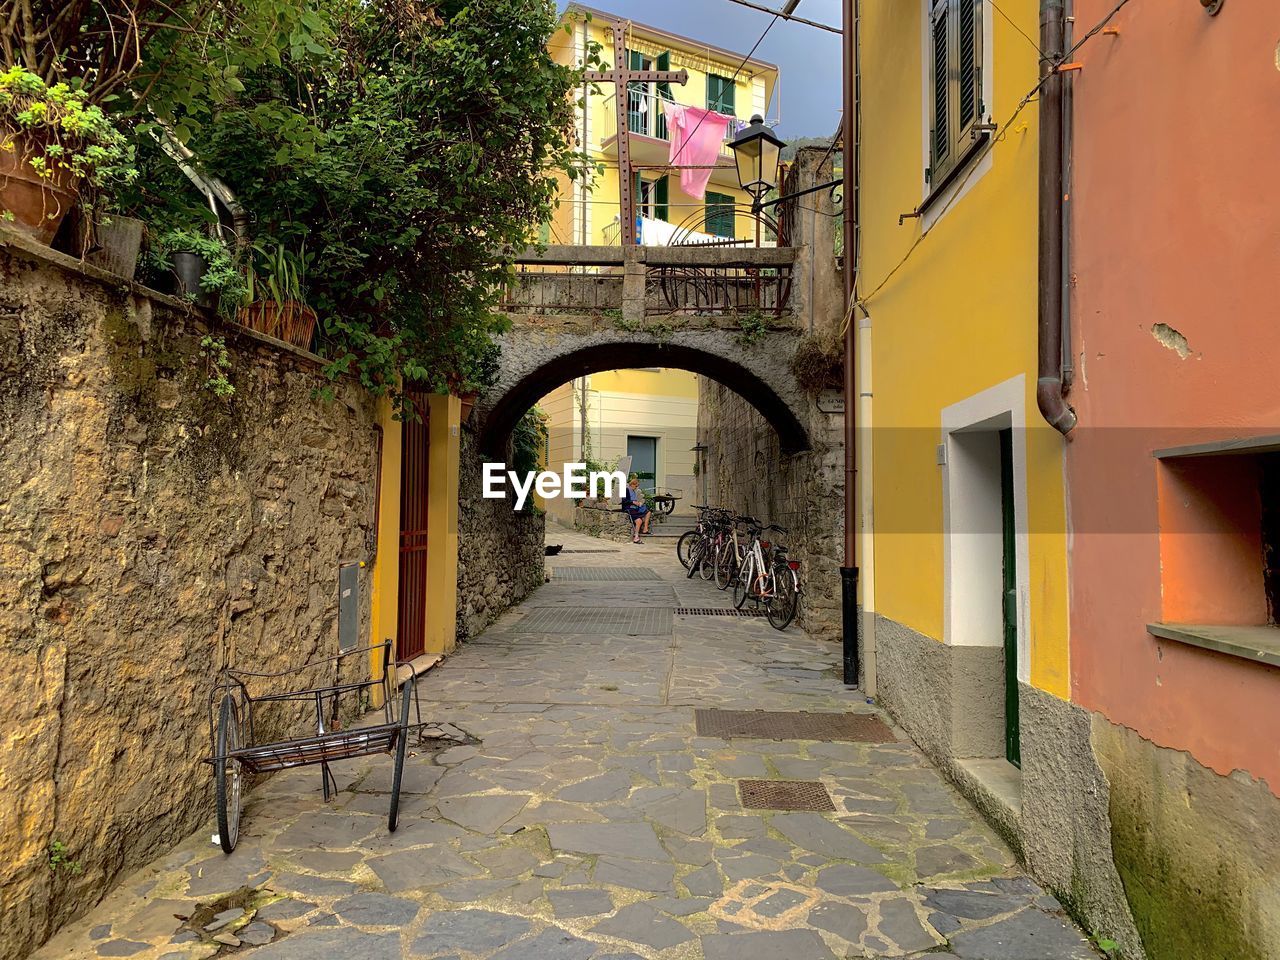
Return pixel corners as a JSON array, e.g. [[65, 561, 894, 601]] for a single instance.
[[676, 530, 697, 569], [767, 566, 799, 630], [686, 538, 706, 579], [733, 556, 752, 609], [215, 694, 243, 854], [698, 540, 715, 580], [714, 543, 737, 590]]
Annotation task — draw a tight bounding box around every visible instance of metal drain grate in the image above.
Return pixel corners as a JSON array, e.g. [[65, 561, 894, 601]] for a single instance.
[[695, 709, 897, 743], [675, 607, 767, 617], [738, 779, 836, 812], [559, 549, 621, 554], [515, 606, 673, 635], [550, 566, 661, 581]]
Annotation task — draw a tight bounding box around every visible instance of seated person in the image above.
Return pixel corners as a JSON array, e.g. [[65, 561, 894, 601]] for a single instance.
[[622, 474, 651, 543]]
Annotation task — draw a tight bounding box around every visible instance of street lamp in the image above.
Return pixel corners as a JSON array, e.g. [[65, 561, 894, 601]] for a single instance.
[[730, 115, 786, 211], [729, 115, 844, 216]]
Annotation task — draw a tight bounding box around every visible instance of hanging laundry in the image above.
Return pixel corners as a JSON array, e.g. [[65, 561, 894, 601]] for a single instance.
[[662, 102, 735, 200]]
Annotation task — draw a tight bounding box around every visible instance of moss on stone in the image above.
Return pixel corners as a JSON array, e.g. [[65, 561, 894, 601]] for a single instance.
[[1107, 753, 1263, 960]]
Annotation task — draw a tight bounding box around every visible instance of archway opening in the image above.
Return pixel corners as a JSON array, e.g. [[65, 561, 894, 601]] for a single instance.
[[480, 342, 810, 457]]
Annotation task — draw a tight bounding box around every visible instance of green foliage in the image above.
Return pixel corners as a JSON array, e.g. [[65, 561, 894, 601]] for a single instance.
[[121, 0, 598, 413], [48, 840, 82, 875], [512, 406, 548, 483], [0, 66, 136, 216], [244, 241, 310, 306], [149, 229, 247, 311], [736, 310, 768, 347], [199, 336, 235, 399]]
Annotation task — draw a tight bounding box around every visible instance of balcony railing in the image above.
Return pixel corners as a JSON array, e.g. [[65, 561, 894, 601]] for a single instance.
[[501, 245, 795, 320]]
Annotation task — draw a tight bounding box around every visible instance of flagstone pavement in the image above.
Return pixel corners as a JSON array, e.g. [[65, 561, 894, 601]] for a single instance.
[[34, 528, 1099, 960]]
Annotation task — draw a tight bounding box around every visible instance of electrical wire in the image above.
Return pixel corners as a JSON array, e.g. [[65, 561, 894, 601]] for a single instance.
[[663, 10, 783, 169], [855, 0, 1136, 309]]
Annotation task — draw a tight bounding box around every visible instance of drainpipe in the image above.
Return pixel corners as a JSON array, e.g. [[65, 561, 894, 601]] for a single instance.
[[154, 127, 250, 249], [1060, 0, 1075, 390], [1037, 0, 1077, 434], [840, 0, 861, 686]]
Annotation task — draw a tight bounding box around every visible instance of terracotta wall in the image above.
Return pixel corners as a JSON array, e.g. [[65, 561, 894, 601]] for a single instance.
[[1067, 0, 1280, 790]]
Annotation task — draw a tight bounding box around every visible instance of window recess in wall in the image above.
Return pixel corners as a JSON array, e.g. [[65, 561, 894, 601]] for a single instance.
[[1148, 436, 1280, 668], [927, 0, 985, 189]]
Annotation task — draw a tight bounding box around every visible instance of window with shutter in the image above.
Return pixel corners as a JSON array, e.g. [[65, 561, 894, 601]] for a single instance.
[[707, 73, 735, 115], [656, 52, 671, 140], [930, 1, 949, 172], [928, 0, 984, 185], [627, 50, 650, 136], [706, 191, 735, 238], [654, 176, 669, 222]]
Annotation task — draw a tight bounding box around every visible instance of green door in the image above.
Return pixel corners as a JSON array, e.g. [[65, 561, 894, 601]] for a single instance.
[[999, 428, 1021, 767]]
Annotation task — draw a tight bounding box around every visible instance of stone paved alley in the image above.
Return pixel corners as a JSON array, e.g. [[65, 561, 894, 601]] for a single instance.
[[35, 531, 1098, 960]]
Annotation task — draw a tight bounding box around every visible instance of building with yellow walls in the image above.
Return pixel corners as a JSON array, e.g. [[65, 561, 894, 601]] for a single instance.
[[856, 0, 1070, 838], [539, 368, 699, 528], [549, 3, 779, 246]]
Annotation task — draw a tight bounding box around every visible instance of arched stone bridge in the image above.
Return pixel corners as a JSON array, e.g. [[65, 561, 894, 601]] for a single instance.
[[478, 244, 812, 455]]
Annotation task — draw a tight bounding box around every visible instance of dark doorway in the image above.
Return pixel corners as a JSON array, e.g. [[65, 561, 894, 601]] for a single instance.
[[628, 435, 658, 495], [397, 394, 430, 661], [999, 427, 1020, 767]]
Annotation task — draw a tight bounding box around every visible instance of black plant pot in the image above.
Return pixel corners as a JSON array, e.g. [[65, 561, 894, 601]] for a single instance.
[[171, 251, 218, 311]]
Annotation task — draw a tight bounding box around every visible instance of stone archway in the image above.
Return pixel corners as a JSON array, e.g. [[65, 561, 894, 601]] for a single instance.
[[478, 326, 811, 456]]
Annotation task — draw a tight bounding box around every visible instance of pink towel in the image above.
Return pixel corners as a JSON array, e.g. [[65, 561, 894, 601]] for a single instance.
[[662, 102, 734, 200]]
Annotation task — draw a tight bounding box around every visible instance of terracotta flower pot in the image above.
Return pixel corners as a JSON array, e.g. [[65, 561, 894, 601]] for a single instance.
[[458, 391, 479, 423], [0, 129, 79, 244], [236, 300, 319, 350]]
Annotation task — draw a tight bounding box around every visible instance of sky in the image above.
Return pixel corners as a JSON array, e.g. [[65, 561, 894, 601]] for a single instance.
[[555, 0, 843, 139]]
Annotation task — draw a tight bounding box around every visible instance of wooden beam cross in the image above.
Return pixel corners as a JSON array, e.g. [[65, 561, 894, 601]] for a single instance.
[[584, 23, 688, 246]]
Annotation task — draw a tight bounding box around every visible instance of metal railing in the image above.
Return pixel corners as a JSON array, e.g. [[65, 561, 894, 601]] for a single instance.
[[501, 246, 795, 319]]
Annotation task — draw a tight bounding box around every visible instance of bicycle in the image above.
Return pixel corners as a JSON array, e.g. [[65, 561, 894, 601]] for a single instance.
[[686, 507, 732, 581], [714, 514, 753, 591], [677, 505, 714, 571], [732, 523, 801, 630]]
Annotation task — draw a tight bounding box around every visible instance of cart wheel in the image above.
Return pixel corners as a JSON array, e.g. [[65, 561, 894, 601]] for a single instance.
[[657, 498, 675, 516], [215, 694, 243, 854], [388, 679, 413, 832]]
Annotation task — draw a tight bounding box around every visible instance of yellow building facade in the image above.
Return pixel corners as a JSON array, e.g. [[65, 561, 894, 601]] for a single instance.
[[539, 368, 699, 527], [858, 0, 1069, 789], [549, 3, 779, 247]]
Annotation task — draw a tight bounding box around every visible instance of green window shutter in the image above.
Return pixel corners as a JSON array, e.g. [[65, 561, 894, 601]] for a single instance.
[[958, 0, 981, 132], [656, 52, 671, 140], [705, 191, 735, 238], [707, 74, 735, 115], [929, 1, 950, 176], [628, 50, 645, 134], [655, 176, 669, 222]]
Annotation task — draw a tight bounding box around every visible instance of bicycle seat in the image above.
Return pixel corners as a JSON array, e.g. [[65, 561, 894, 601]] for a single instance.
[[767, 524, 789, 534]]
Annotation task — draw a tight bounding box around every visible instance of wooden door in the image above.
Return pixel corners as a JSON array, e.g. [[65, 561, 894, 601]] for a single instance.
[[397, 394, 430, 661]]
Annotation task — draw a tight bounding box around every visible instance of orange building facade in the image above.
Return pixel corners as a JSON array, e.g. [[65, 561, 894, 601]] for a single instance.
[[1063, 2, 1280, 956]]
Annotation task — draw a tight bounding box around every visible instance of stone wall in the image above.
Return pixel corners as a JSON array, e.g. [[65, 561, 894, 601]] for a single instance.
[[0, 238, 380, 960], [695, 146, 846, 640], [455, 430, 545, 642], [697, 381, 844, 638]]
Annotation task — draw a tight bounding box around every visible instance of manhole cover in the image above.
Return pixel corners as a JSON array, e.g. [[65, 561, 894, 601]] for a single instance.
[[738, 779, 836, 811], [550, 566, 661, 581], [515, 606, 673, 635], [675, 607, 766, 617], [695, 709, 896, 742]]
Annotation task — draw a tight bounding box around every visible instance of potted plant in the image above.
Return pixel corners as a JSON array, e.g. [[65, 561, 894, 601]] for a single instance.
[[0, 67, 135, 244], [237, 242, 318, 349], [149, 227, 245, 314]]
